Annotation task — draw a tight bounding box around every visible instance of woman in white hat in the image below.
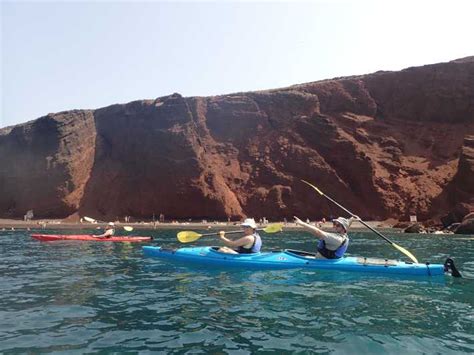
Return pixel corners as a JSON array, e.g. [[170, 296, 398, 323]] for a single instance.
[[294, 215, 358, 259], [217, 218, 262, 254], [95, 222, 116, 239]]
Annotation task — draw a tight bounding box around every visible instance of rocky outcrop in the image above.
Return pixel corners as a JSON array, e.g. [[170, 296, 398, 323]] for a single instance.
[[444, 203, 474, 235], [452, 136, 474, 205], [455, 219, 474, 234], [1, 58, 473, 221], [0, 111, 96, 217], [404, 223, 425, 234], [439, 136, 474, 227]]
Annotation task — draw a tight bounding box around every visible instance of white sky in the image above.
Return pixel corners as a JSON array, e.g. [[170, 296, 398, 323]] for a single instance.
[[1, 0, 473, 128]]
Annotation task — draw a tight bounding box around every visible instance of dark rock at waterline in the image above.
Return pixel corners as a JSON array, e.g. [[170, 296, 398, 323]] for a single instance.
[[462, 212, 474, 221], [441, 209, 474, 228], [446, 222, 461, 232], [441, 212, 460, 229], [454, 219, 474, 235], [404, 223, 425, 233], [440, 205, 472, 228], [393, 222, 410, 229]]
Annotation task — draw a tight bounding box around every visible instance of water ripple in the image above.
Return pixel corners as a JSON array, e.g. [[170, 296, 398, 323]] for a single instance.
[[1, 230, 473, 353]]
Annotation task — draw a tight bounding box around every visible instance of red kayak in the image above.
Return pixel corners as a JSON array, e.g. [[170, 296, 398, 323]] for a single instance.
[[31, 234, 152, 243]]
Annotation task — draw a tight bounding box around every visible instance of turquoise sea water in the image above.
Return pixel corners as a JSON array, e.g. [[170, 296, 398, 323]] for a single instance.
[[1, 229, 473, 354]]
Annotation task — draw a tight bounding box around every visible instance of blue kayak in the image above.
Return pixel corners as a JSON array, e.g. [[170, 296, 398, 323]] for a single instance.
[[143, 246, 454, 277]]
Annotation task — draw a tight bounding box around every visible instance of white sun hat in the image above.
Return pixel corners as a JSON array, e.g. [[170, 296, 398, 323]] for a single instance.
[[332, 217, 350, 232], [241, 218, 257, 229]]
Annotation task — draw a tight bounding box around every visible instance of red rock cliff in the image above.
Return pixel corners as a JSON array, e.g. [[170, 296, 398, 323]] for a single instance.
[[1, 58, 473, 221]]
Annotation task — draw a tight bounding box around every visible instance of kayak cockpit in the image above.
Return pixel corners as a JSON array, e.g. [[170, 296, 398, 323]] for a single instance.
[[284, 249, 319, 258], [285, 250, 400, 265], [208, 246, 264, 257]]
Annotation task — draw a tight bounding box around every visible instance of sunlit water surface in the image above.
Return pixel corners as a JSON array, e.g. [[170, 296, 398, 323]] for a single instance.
[[1, 229, 473, 353]]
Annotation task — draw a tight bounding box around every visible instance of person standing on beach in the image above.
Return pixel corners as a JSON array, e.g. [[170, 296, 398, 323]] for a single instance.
[[95, 222, 115, 238], [294, 216, 358, 259], [217, 218, 262, 254]]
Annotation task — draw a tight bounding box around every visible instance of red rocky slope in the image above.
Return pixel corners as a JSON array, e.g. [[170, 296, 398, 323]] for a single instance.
[[1, 58, 473, 221]]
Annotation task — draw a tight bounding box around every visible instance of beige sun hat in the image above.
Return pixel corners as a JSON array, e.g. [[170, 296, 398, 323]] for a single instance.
[[241, 218, 257, 229], [332, 217, 350, 232]]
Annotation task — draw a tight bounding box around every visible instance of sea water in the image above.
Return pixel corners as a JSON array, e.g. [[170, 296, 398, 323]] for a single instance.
[[1, 229, 473, 353]]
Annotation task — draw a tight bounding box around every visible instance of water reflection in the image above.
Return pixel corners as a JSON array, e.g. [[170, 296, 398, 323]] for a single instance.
[[1, 230, 473, 353]]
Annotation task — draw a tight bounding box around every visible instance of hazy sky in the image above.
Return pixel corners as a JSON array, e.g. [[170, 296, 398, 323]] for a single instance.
[[1, 0, 473, 128]]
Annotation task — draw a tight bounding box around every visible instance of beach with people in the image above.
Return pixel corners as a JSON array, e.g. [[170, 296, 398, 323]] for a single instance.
[[0, 217, 399, 232]]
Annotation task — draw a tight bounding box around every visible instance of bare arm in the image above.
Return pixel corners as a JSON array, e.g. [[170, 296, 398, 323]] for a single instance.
[[348, 216, 359, 225], [294, 216, 327, 240], [218, 231, 254, 248], [96, 229, 114, 238]]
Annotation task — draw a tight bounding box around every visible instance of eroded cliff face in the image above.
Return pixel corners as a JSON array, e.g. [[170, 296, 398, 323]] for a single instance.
[[0, 111, 96, 217], [1, 58, 473, 221]]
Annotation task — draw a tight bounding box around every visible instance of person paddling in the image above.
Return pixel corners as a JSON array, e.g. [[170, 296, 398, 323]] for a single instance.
[[95, 222, 116, 238], [217, 218, 262, 254], [294, 216, 358, 259]]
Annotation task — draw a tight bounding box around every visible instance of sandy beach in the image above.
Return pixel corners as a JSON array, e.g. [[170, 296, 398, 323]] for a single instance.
[[0, 218, 394, 232]]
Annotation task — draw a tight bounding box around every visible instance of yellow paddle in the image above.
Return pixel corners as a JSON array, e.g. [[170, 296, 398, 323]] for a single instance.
[[301, 180, 419, 264], [177, 223, 284, 243], [83, 216, 134, 232]]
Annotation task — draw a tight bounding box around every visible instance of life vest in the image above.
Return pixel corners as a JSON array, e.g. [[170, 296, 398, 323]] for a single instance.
[[237, 233, 262, 254], [317, 236, 349, 259]]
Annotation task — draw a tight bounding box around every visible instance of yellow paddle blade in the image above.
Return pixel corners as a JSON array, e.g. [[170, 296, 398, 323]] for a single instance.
[[177, 231, 203, 243], [123, 226, 134, 232], [84, 216, 96, 223], [301, 180, 324, 195], [263, 223, 284, 233], [393, 243, 419, 264]]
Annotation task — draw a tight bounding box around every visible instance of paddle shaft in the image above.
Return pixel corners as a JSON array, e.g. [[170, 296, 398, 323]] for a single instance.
[[301, 180, 418, 263], [84, 216, 133, 231], [320, 192, 396, 245], [199, 228, 266, 238]]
